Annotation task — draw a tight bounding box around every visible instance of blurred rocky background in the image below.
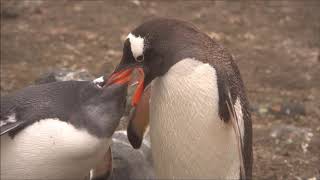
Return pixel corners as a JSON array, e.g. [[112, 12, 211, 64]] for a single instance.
[[1, 1, 319, 179]]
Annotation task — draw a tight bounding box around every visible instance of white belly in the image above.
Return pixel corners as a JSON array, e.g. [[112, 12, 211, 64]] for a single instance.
[[1, 118, 110, 180], [150, 58, 240, 179]]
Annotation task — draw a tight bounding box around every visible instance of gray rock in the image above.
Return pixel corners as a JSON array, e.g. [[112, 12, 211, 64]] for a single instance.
[[109, 131, 155, 180], [35, 68, 95, 84]]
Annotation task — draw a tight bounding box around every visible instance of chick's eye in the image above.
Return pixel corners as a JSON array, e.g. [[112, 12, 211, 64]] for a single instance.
[[136, 55, 144, 62]]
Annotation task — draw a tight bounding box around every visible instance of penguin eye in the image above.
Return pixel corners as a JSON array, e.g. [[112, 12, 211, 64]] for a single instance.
[[136, 55, 144, 62]]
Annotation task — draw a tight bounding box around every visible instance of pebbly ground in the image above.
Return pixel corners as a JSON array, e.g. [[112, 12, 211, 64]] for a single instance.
[[1, 1, 319, 179]]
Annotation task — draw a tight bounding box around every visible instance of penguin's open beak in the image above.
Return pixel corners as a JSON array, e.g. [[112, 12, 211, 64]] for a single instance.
[[107, 68, 133, 85], [108, 65, 148, 149], [107, 66, 145, 107]]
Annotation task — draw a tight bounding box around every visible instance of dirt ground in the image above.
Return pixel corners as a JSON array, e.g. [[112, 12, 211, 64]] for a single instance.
[[1, 0, 319, 179]]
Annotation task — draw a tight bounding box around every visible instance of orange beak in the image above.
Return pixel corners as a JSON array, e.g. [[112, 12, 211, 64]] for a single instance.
[[107, 67, 145, 107], [131, 68, 145, 107], [107, 68, 133, 85]]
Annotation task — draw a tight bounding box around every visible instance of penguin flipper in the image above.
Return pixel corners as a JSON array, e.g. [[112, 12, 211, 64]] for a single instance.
[[1, 97, 20, 136], [224, 88, 246, 180], [0, 119, 25, 136]]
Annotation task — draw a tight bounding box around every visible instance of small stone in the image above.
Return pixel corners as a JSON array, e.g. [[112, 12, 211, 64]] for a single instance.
[[73, 5, 83, 12], [282, 151, 290, 157], [258, 107, 269, 115], [207, 32, 222, 41], [307, 95, 315, 101], [84, 32, 98, 40], [270, 105, 281, 112], [307, 177, 317, 180], [286, 138, 293, 144], [131, 0, 141, 6], [270, 131, 278, 138], [229, 16, 242, 24], [243, 32, 255, 40], [265, 69, 272, 74]]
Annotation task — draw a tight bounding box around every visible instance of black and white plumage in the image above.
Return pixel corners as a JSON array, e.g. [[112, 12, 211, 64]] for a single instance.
[[0, 79, 127, 180], [108, 18, 252, 179]]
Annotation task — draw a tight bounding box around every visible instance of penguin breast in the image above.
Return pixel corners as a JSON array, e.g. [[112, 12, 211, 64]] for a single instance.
[[149, 58, 240, 179], [1, 118, 110, 180]]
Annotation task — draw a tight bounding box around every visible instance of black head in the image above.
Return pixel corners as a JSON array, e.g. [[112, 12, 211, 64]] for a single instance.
[[113, 18, 204, 87], [73, 82, 128, 138]]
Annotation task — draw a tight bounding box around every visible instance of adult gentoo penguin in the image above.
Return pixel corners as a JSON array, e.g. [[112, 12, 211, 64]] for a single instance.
[[0, 74, 131, 180], [107, 18, 252, 179]]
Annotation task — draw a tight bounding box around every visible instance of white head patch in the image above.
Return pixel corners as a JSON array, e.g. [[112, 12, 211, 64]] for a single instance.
[[127, 33, 144, 59]]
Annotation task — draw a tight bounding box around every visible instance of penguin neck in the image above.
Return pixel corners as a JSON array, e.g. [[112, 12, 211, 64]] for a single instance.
[[149, 58, 240, 179]]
